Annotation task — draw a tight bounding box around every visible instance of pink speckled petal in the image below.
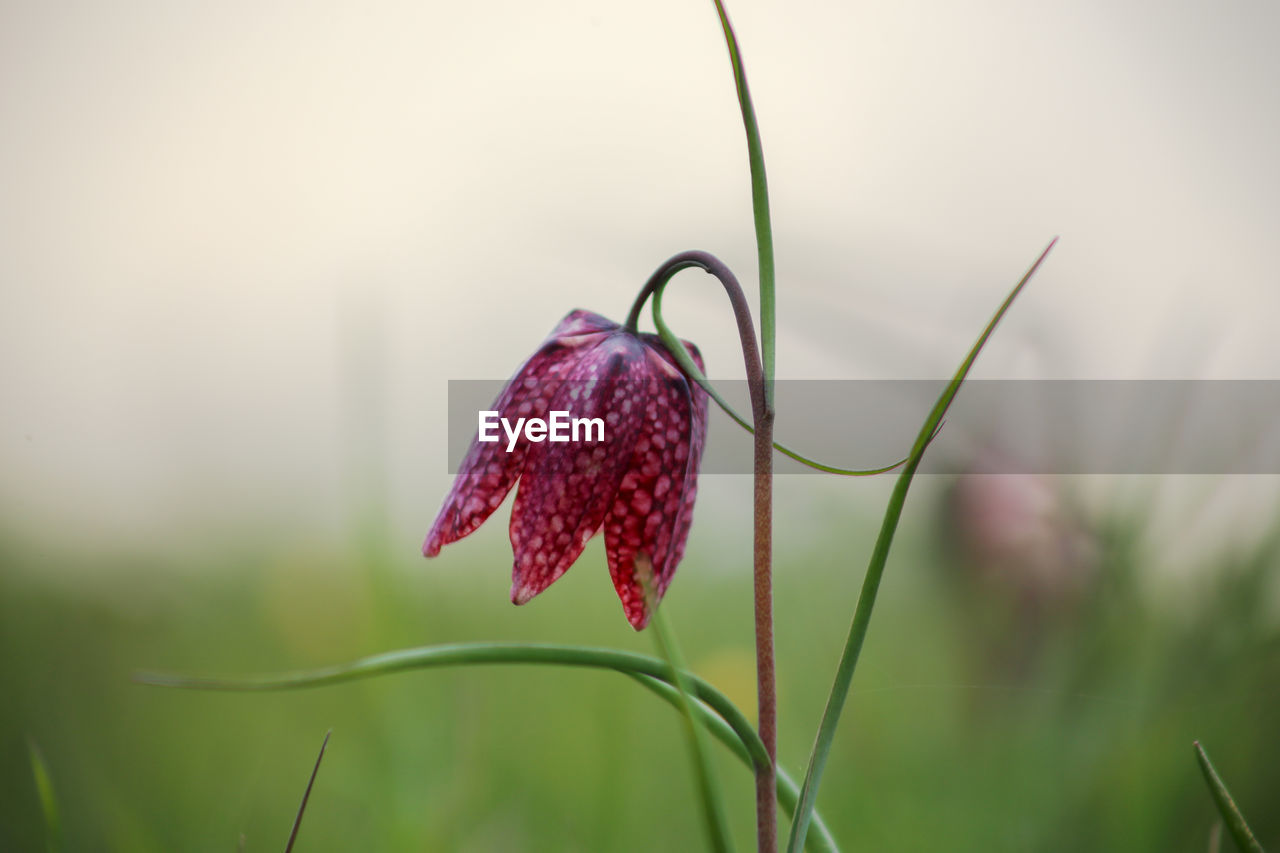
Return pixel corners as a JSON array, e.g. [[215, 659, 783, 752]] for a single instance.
[[423, 310, 616, 557], [604, 339, 708, 629], [423, 305, 710, 631], [662, 341, 709, 577], [549, 309, 619, 340], [508, 332, 650, 605]]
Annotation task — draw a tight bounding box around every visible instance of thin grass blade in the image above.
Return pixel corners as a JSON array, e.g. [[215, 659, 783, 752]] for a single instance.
[[629, 673, 839, 853], [135, 642, 762, 806], [1194, 741, 1264, 853], [786, 239, 1057, 852], [284, 729, 331, 853], [27, 739, 60, 853], [710, 0, 775, 406]]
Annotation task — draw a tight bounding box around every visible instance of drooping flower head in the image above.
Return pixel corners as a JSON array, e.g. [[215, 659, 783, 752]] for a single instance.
[[425, 309, 708, 629]]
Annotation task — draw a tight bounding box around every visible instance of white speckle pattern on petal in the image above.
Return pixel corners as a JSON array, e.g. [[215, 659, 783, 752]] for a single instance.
[[508, 332, 651, 605], [602, 340, 708, 629], [423, 308, 708, 632], [422, 310, 616, 557]]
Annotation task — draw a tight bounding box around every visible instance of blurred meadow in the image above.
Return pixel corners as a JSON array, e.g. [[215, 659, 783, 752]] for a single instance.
[[3, 476, 1279, 850], [3, 0, 1280, 850]]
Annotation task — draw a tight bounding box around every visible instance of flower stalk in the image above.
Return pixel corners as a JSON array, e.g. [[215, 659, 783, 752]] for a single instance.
[[752, 387, 776, 852], [647, 576, 735, 853], [628, 249, 777, 852], [703, 4, 780, 845]]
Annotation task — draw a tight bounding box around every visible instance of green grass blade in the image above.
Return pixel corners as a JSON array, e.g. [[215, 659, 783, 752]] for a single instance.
[[626, 673, 762, 767], [648, 600, 735, 853], [284, 730, 331, 853], [786, 239, 1057, 853], [711, 0, 775, 408], [27, 739, 61, 853], [136, 641, 761, 796], [629, 673, 840, 853], [653, 287, 902, 477], [1194, 741, 1265, 853]]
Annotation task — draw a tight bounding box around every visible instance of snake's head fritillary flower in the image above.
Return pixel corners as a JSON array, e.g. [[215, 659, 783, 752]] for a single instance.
[[424, 309, 709, 630]]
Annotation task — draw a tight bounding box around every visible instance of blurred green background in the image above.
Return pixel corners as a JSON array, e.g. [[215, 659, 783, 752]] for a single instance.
[[3, 474, 1277, 851]]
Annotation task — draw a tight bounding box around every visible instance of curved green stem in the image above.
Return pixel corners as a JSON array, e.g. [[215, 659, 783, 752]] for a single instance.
[[628, 673, 839, 853], [651, 287, 904, 477], [786, 240, 1057, 853], [137, 641, 837, 850], [136, 643, 759, 773], [649, 597, 735, 852], [625, 248, 779, 853]]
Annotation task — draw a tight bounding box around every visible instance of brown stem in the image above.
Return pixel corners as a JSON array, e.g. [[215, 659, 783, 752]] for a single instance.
[[753, 401, 776, 851], [629, 250, 776, 851]]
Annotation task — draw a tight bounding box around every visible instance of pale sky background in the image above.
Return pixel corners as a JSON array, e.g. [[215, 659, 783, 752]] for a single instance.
[[2, 0, 1278, 570]]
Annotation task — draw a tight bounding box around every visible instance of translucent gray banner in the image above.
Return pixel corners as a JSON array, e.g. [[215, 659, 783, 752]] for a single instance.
[[445, 380, 1280, 474]]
